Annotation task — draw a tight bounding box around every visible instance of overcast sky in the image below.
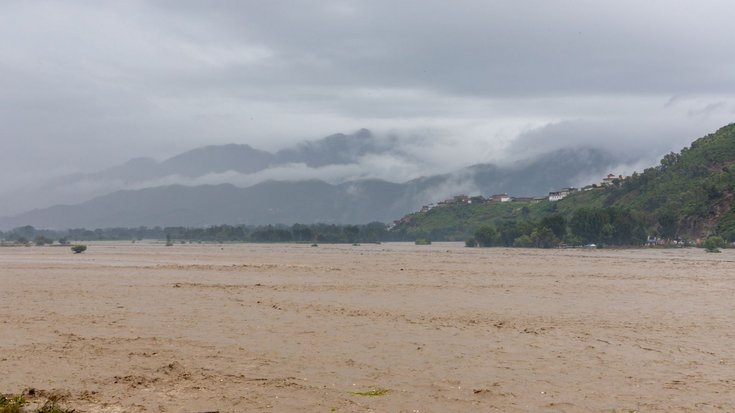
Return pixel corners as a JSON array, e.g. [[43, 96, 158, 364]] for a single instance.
[[2, 0, 735, 195]]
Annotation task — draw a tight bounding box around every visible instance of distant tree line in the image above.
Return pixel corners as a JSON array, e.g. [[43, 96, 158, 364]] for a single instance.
[[0, 222, 403, 244], [467, 207, 648, 248], [1, 208, 725, 250]]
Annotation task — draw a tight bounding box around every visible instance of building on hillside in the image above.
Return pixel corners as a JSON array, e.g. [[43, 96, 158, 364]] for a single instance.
[[453, 195, 471, 204], [548, 187, 578, 201], [601, 173, 625, 186], [548, 191, 565, 202], [549, 189, 569, 201], [469, 195, 487, 204], [490, 193, 511, 202], [437, 195, 471, 206], [531, 196, 547, 203]]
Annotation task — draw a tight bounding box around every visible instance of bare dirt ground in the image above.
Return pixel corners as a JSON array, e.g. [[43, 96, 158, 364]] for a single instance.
[[1, 242, 734, 412]]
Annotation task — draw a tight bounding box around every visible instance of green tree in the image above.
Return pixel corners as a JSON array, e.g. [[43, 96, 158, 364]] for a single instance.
[[12, 225, 36, 241], [343, 225, 360, 243], [570, 208, 609, 244], [540, 214, 566, 239], [497, 221, 522, 246], [600, 223, 616, 244], [658, 212, 678, 240], [521, 206, 531, 218], [531, 227, 559, 248], [34, 235, 51, 246], [362, 222, 387, 243], [474, 225, 499, 247], [291, 224, 314, 242], [612, 208, 646, 245]]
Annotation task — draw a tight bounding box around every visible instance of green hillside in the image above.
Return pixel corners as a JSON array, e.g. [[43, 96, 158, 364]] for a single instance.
[[604, 123, 735, 239], [391, 194, 607, 242], [392, 123, 735, 244]]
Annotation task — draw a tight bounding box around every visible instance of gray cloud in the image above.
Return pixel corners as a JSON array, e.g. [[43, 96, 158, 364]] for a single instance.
[[1, 0, 735, 205], [688, 102, 728, 118]]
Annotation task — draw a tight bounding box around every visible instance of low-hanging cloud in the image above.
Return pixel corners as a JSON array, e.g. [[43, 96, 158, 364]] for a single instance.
[[2, 1, 735, 216], [504, 106, 735, 171]]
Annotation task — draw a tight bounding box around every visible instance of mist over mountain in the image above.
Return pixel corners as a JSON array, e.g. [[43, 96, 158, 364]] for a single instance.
[[0, 136, 623, 229], [3, 126, 653, 222], [2, 129, 399, 216], [275, 128, 397, 167]]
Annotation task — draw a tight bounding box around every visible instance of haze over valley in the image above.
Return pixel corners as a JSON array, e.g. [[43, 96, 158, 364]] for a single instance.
[[2, 1, 735, 229], [2, 127, 665, 228]]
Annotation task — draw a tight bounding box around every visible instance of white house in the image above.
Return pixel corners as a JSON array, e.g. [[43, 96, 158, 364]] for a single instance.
[[490, 193, 511, 202], [548, 191, 566, 201]]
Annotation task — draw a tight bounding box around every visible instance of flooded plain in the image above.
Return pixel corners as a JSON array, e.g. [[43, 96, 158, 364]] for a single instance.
[[1, 242, 734, 412]]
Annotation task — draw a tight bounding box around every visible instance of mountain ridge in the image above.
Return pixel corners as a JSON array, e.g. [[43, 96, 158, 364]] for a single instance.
[[0, 129, 392, 216], [0, 145, 620, 229]]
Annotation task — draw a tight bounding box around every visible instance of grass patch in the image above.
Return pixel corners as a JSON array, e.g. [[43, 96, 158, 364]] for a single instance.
[[0, 394, 74, 413], [0, 394, 27, 413], [351, 388, 390, 397]]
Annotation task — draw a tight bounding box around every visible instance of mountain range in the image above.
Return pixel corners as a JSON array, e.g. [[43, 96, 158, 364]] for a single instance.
[[3, 129, 387, 214], [0, 129, 625, 229]]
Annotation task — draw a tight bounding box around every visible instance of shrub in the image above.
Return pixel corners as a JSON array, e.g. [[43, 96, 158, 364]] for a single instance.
[[513, 235, 534, 248], [703, 236, 727, 253], [415, 237, 431, 245], [465, 237, 477, 247], [71, 244, 87, 254]]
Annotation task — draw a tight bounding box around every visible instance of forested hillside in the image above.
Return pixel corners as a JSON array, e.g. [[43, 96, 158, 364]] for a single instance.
[[604, 123, 735, 239], [393, 123, 735, 245]]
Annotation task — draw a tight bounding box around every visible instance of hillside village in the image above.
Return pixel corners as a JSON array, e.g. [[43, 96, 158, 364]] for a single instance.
[[392, 173, 626, 227]]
